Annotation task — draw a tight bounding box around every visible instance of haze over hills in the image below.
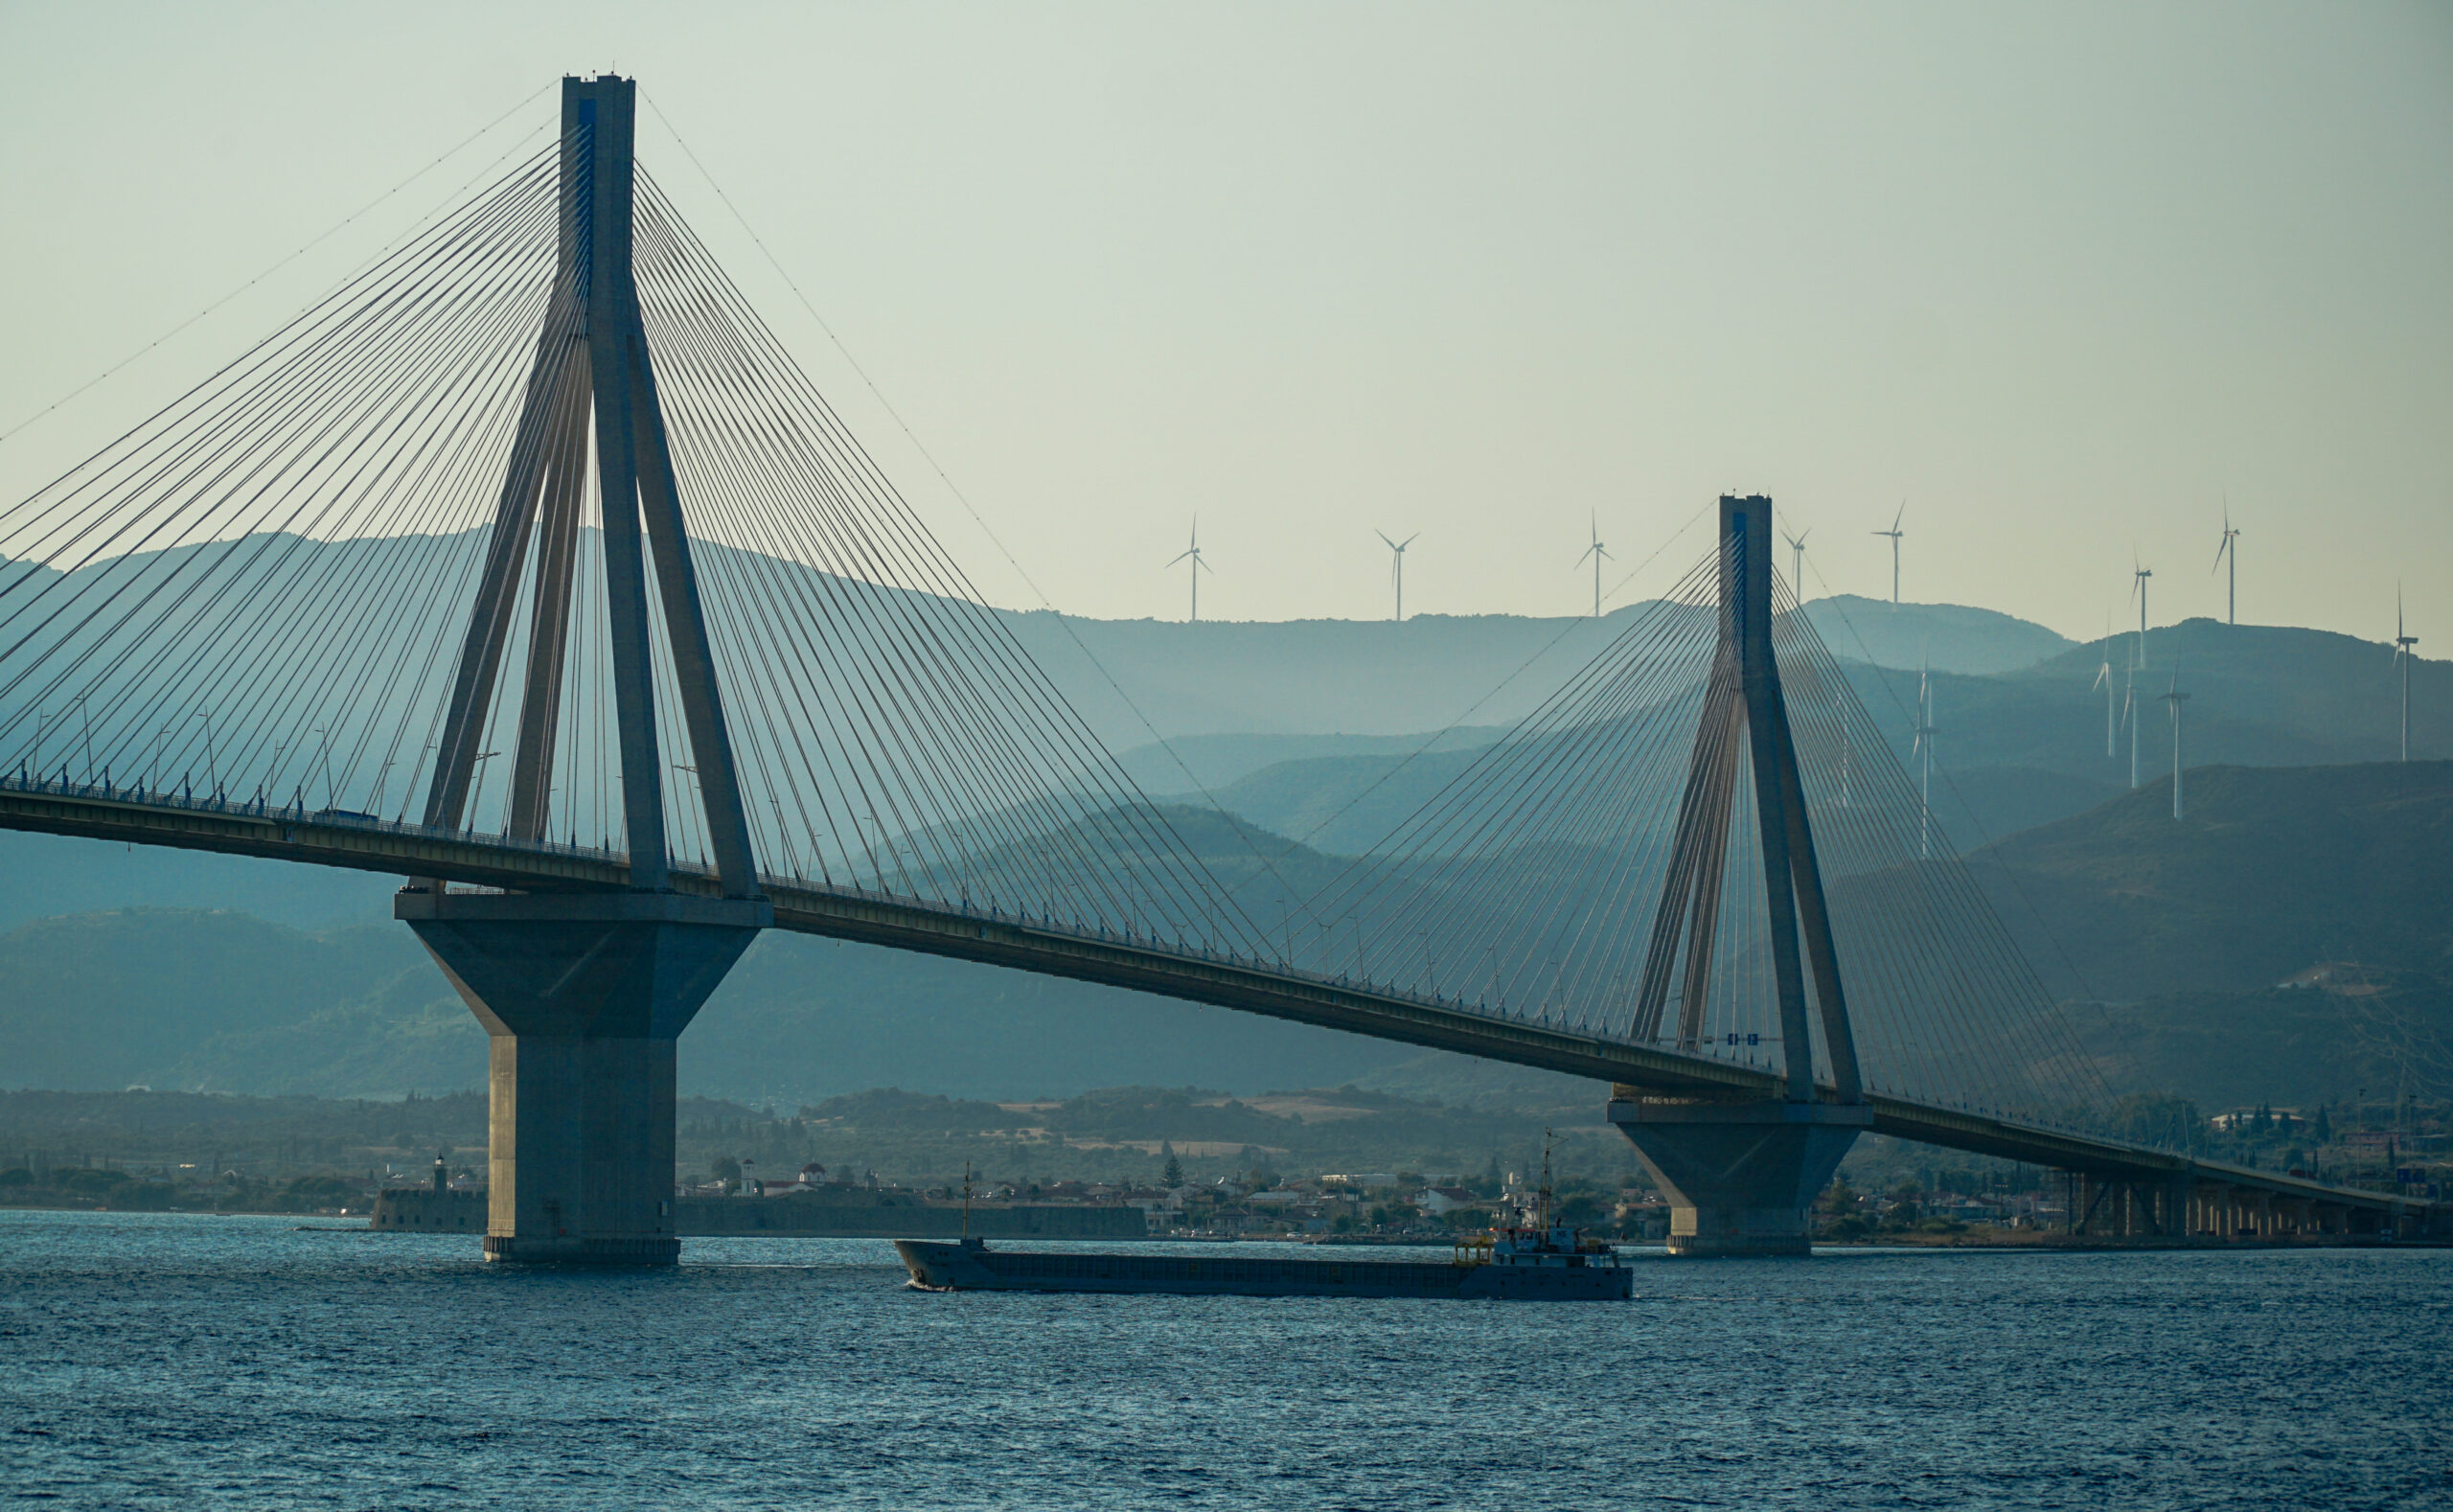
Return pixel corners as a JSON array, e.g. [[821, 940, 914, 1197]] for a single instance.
[[1051, 593, 2081, 756], [0, 561, 2443, 1116], [3, 524, 2090, 807], [1014, 610, 1639, 749], [18, 521, 2413, 820], [1800, 595, 2076, 675], [1147, 617, 2446, 856], [1969, 762, 2453, 1001], [3, 762, 2445, 1116], [0, 899, 1450, 1106], [0, 833, 396, 934], [1110, 728, 1504, 798], [1960, 762, 2453, 1112]]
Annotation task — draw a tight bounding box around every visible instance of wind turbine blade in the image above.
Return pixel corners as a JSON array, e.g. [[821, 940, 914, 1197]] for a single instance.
[[1167, 550, 1194, 566], [1377, 530, 1396, 550], [1891, 504, 1904, 533], [1401, 534, 1419, 549]]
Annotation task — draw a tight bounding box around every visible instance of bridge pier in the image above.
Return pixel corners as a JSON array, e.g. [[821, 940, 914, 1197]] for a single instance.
[[399, 889, 767, 1264], [1609, 1095, 1870, 1256]]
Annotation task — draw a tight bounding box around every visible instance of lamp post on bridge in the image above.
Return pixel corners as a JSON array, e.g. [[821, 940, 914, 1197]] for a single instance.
[[193, 710, 216, 798], [310, 727, 336, 812]]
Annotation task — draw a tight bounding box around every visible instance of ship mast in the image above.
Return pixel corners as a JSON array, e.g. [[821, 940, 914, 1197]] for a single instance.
[[1538, 1129, 1557, 1231]]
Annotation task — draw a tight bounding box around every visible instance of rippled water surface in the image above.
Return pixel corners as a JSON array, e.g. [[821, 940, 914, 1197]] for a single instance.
[[3, 1211, 2447, 1509]]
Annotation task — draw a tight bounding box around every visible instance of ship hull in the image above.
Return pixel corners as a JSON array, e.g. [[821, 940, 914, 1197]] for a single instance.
[[893, 1241, 1633, 1300]]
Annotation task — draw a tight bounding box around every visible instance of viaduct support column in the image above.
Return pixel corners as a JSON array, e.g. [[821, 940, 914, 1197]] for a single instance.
[[399, 891, 768, 1263], [1610, 1093, 1869, 1255]]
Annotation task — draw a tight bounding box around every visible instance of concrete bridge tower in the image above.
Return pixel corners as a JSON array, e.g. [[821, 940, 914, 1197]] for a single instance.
[[1610, 494, 1870, 1255], [397, 76, 769, 1264]]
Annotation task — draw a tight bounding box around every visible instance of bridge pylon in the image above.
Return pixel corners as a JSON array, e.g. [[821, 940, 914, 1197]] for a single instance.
[[1610, 494, 1868, 1256], [396, 75, 768, 1264]]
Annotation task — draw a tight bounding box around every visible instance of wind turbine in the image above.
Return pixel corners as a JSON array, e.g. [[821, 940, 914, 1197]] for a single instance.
[[1782, 525, 1811, 599], [2161, 673, 2190, 820], [1913, 656, 1937, 859], [1166, 519, 1213, 623], [2130, 559, 2154, 670], [2121, 662, 2141, 789], [2092, 623, 2118, 759], [2212, 506, 2240, 626], [1573, 516, 1613, 618], [2396, 586, 2419, 762], [1872, 506, 1905, 604], [1378, 531, 1418, 622]]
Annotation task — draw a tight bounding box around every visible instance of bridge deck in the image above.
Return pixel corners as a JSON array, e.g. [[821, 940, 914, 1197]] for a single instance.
[[2, 776, 2434, 1227]]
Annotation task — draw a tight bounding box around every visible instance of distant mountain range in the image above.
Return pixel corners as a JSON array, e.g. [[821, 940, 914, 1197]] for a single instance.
[[1800, 595, 2075, 675], [1135, 617, 2445, 856], [1033, 592, 2075, 754], [3, 762, 2444, 1115], [1, 538, 2444, 1119]]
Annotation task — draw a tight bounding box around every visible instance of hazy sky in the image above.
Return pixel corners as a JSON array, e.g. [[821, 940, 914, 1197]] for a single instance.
[[1, 3, 2445, 644]]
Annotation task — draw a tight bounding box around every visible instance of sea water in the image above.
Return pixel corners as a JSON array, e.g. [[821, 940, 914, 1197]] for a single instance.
[[2, 1210, 2445, 1509]]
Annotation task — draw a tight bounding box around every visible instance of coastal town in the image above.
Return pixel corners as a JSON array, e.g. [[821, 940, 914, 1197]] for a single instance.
[[11, 1086, 2442, 1246]]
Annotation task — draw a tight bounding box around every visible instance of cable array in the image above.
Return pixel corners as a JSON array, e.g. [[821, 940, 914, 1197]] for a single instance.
[[0, 145, 1274, 960], [0, 146, 562, 822], [0, 125, 2112, 1134], [622, 169, 1272, 950], [1287, 549, 2114, 1126]]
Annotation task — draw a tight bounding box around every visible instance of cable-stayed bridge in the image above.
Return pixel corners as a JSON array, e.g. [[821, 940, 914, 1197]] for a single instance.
[[0, 77, 2434, 1259]]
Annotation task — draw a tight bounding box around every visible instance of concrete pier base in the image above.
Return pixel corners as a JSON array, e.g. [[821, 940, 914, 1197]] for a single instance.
[[397, 889, 768, 1264], [1609, 1095, 1870, 1256]]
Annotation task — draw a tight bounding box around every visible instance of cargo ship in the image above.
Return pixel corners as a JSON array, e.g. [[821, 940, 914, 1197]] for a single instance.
[[894, 1154, 1632, 1300], [894, 1224, 1632, 1299]]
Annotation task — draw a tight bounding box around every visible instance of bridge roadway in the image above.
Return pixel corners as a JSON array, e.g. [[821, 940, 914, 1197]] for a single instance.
[[5, 774, 2440, 1238]]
